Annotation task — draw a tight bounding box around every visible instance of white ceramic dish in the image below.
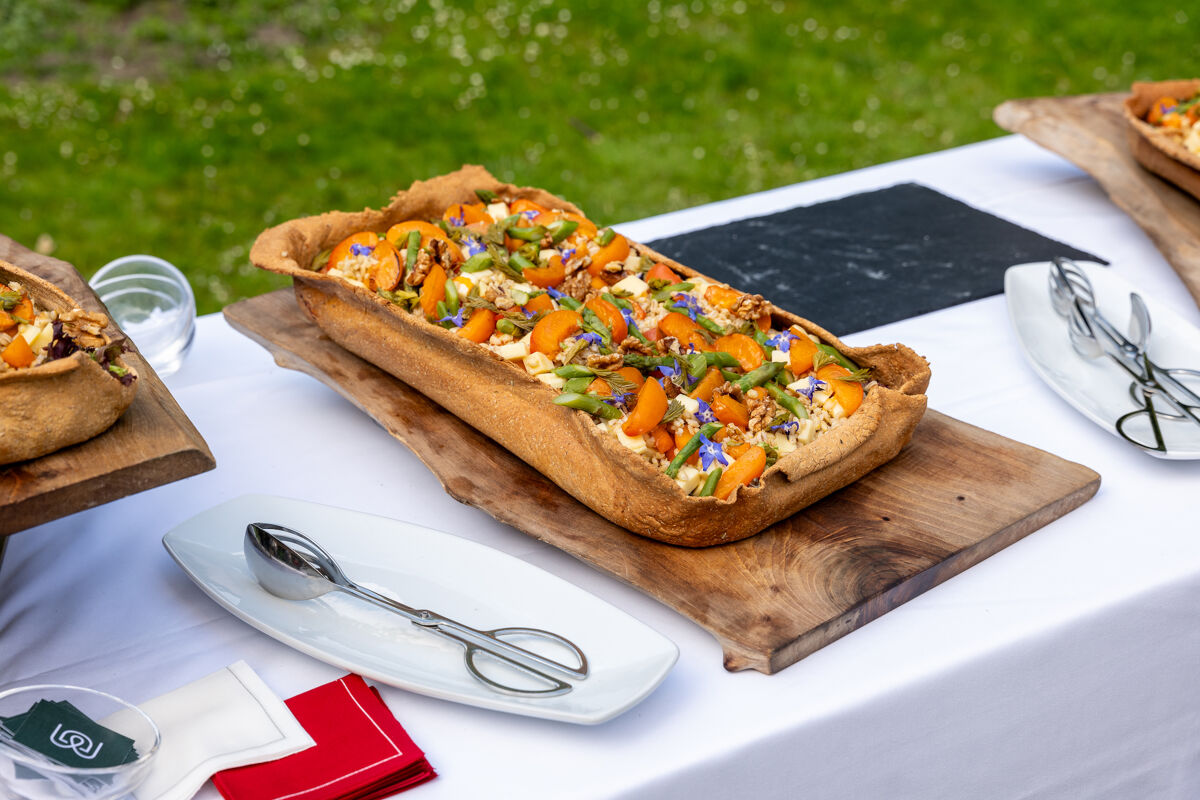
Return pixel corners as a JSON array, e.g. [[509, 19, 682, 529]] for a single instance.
[[1005, 261, 1200, 459], [162, 494, 678, 724]]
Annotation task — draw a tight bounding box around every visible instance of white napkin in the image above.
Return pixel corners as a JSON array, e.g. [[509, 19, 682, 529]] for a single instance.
[[122, 661, 314, 800]]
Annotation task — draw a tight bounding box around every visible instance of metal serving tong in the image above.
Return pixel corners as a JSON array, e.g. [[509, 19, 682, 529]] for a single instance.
[[244, 522, 589, 697], [1048, 258, 1200, 452]]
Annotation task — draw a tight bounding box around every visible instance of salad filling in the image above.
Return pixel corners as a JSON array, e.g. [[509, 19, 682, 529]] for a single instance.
[[0, 280, 134, 385], [320, 191, 872, 500]]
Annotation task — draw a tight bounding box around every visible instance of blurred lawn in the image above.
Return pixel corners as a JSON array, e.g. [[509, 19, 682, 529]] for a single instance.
[[0, 0, 1194, 313]]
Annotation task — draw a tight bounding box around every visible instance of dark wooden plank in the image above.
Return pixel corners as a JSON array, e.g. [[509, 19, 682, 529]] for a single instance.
[[994, 92, 1200, 309], [0, 236, 215, 536], [225, 289, 1100, 674]]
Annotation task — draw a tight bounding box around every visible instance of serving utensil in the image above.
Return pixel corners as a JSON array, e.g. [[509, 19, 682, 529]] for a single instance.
[[1048, 258, 1200, 451], [244, 522, 588, 697]]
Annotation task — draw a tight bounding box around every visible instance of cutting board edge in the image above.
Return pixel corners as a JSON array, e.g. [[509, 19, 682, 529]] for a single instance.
[[721, 468, 1101, 674]]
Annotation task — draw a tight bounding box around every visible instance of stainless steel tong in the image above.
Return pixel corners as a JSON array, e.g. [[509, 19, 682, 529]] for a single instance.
[[245, 522, 589, 697], [1048, 258, 1200, 452]]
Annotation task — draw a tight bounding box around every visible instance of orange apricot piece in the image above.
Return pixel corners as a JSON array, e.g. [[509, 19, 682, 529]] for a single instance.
[[0, 294, 33, 334], [2, 334, 35, 369], [622, 377, 668, 437], [714, 332, 764, 371], [522, 292, 555, 314], [584, 296, 628, 342], [788, 328, 820, 376], [658, 311, 712, 352], [367, 240, 404, 292], [689, 367, 726, 402], [524, 254, 566, 288], [713, 445, 767, 500], [385, 220, 463, 264], [587, 233, 631, 276], [530, 309, 582, 355], [816, 363, 864, 416], [326, 231, 379, 273], [457, 308, 497, 343], [443, 202, 492, 226], [710, 393, 750, 430], [419, 263, 447, 319], [646, 261, 683, 284]]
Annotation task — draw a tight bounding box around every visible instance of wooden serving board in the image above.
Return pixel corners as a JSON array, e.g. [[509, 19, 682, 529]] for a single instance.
[[226, 289, 1100, 674], [994, 91, 1200, 309], [0, 236, 215, 537]]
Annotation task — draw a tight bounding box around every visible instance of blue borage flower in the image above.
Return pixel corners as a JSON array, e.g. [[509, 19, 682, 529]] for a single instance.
[[610, 391, 634, 407], [796, 377, 827, 402], [766, 331, 799, 352], [575, 331, 603, 347], [770, 420, 800, 435], [462, 236, 485, 257], [697, 433, 729, 471], [559, 247, 576, 262], [695, 399, 717, 424], [450, 213, 465, 226], [520, 209, 538, 221], [522, 309, 536, 319], [657, 363, 679, 379], [439, 308, 466, 328], [545, 286, 567, 301], [672, 293, 702, 321], [350, 243, 374, 257]]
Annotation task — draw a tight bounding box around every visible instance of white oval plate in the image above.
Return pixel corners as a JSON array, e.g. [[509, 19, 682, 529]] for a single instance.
[[162, 495, 678, 724], [1005, 261, 1200, 459]]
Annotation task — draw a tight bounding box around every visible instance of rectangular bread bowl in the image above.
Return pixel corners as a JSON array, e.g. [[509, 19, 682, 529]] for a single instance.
[[250, 166, 930, 547]]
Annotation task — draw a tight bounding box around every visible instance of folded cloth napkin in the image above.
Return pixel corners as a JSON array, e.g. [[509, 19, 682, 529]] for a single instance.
[[212, 674, 435, 800], [108, 660, 314, 800]]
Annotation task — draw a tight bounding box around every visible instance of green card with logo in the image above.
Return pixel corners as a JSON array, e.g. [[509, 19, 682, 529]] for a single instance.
[[1, 700, 137, 769]]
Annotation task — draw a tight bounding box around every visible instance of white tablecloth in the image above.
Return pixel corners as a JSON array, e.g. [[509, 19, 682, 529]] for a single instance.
[[4, 136, 1200, 799]]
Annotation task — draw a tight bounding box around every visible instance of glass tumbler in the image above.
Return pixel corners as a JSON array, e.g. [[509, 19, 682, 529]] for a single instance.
[[0, 684, 160, 800], [89, 256, 196, 377]]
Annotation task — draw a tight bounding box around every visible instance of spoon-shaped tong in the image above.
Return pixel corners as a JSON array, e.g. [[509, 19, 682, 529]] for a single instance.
[[244, 522, 588, 697]]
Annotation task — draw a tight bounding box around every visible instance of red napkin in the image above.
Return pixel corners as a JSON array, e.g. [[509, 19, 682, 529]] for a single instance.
[[212, 675, 435, 800]]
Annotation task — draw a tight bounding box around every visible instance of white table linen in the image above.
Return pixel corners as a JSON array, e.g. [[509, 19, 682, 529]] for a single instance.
[[4, 135, 1200, 799]]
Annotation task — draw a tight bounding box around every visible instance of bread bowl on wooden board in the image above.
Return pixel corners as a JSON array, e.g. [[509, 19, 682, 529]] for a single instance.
[[1123, 79, 1200, 201], [251, 166, 930, 546], [0, 258, 138, 465]]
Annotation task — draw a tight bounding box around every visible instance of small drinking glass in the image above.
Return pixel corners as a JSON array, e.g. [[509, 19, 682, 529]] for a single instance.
[[89, 255, 196, 377], [0, 684, 160, 800]]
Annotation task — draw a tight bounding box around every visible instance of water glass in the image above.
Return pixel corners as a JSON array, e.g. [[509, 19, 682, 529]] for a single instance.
[[0, 685, 160, 800], [89, 256, 196, 377]]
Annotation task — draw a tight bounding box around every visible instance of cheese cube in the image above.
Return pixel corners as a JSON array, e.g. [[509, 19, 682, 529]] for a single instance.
[[675, 394, 700, 417], [676, 465, 704, 495], [770, 349, 790, 364], [538, 249, 558, 265], [486, 202, 510, 221], [30, 323, 54, 353], [19, 323, 41, 345], [523, 352, 555, 375], [536, 372, 565, 390], [616, 427, 649, 454], [611, 275, 649, 298], [495, 340, 530, 360]]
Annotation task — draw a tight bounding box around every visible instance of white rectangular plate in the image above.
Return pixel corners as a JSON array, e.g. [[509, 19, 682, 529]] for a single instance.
[[162, 494, 677, 724], [1005, 261, 1200, 459]]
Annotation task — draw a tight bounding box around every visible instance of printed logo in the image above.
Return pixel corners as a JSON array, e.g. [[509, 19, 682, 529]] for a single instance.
[[49, 723, 104, 760]]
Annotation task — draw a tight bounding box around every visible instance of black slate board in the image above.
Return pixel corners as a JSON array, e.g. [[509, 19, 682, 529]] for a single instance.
[[646, 182, 1106, 335]]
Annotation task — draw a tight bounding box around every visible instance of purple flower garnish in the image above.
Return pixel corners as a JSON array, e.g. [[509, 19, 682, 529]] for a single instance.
[[697, 433, 729, 472], [350, 243, 374, 257], [462, 236, 485, 257], [611, 391, 633, 407], [523, 309, 536, 319], [451, 213, 465, 226], [440, 308, 466, 328], [796, 377, 827, 402], [545, 287, 567, 301], [694, 399, 717, 424], [770, 420, 800, 435], [672, 293, 702, 321], [520, 209, 538, 221], [576, 332, 603, 346], [767, 331, 799, 352], [559, 247, 576, 262], [657, 363, 679, 378]]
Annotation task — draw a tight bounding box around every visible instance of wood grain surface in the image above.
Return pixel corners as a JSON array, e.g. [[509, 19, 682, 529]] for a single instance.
[[225, 289, 1100, 673], [0, 236, 214, 537], [994, 91, 1200, 309]]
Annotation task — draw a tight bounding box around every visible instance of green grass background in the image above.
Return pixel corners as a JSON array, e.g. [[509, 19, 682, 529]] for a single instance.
[[1, 0, 1194, 313]]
